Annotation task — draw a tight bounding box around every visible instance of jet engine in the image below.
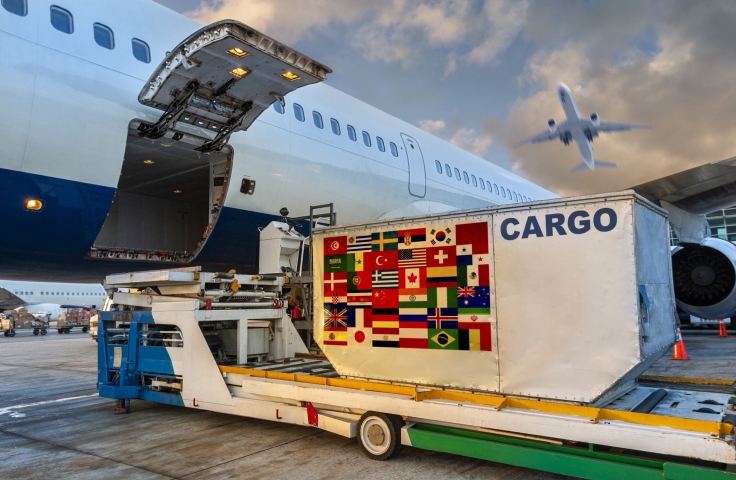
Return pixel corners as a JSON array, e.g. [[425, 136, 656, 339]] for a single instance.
[[590, 112, 600, 127], [671, 238, 736, 319], [547, 119, 557, 134]]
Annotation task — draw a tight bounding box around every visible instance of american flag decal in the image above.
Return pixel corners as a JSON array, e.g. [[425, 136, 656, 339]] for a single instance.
[[398, 248, 426, 268]]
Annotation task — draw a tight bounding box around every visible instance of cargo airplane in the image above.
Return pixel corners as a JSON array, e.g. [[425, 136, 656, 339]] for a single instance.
[[0, 281, 106, 321], [2, 1, 736, 322], [514, 83, 651, 172]]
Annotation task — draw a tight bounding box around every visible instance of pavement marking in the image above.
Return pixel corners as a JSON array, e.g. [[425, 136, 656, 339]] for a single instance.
[[0, 393, 99, 417]]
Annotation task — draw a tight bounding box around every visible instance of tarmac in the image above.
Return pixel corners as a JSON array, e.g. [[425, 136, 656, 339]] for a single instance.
[[1, 329, 734, 479]]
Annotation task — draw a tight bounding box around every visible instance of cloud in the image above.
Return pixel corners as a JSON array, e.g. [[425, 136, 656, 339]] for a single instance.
[[185, 0, 369, 44], [466, 0, 529, 64], [417, 119, 447, 135], [503, 1, 736, 196], [184, 0, 527, 67], [418, 119, 492, 156], [449, 127, 493, 156]]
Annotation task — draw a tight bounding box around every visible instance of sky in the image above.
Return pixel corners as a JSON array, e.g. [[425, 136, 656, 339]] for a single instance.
[[154, 0, 736, 196]]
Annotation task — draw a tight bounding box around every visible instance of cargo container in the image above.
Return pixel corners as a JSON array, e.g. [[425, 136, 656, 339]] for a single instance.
[[96, 193, 736, 479]]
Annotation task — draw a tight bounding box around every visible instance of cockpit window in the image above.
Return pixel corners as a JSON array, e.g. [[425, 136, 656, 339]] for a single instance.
[[50, 6, 73, 33], [93, 23, 115, 50], [2, 0, 27, 16]]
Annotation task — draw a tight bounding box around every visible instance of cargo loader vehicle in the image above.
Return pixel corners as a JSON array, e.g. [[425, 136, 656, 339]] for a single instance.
[[98, 192, 736, 479]]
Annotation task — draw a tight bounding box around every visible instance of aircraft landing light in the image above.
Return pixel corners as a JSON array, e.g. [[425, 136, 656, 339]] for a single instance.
[[25, 199, 43, 211], [281, 71, 300, 82], [143, 159, 154, 164], [227, 47, 248, 58], [173, 189, 182, 194], [229, 67, 249, 78]]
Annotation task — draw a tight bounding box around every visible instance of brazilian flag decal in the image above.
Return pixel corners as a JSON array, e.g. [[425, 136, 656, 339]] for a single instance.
[[429, 329, 458, 349]]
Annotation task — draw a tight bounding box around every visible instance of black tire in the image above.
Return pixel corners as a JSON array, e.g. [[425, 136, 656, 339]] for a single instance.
[[64, 329, 70, 334], [41, 329, 47, 335], [82, 326, 88, 333], [357, 412, 404, 460], [58, 329, 63, 334], [33, 329, 39, 335], [9, 331, 16, 337], [3, 331, 8, 337]]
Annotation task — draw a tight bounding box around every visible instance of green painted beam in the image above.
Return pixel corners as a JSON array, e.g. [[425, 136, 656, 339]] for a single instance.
[[406, 424, 735, 480]]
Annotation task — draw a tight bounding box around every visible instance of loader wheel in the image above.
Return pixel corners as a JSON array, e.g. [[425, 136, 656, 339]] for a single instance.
[[58, 329, 63, 334], [82, 327, 88, 333], [41, 329, 47, 335], [64, 329, 70, 334], [33, 329, 39, 335], [357, 412, 404, 460], [3, 331, 8, 337], [9, 331, 15, 337]]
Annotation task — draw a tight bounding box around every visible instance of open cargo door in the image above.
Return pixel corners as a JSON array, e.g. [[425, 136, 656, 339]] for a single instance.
[[138, 20, 332, 152]]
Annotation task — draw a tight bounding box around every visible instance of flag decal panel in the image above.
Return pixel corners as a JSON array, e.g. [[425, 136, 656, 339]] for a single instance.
[[320, 219, 493, 353]]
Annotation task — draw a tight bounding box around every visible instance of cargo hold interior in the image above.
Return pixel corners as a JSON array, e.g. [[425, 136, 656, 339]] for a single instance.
[[91, 125, 231, 260]]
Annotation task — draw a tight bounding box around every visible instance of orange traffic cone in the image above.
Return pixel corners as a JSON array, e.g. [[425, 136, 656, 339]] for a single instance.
[[719, 319, 729, 337], [671, 328, 689, 360]]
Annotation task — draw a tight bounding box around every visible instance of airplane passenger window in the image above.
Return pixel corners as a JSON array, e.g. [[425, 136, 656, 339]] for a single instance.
[[362, 131, 371, 147], [435, 160, 442, 174], [272, 101, 284, 114], [93, 23, 115, 50], [507, 188, 512, 199], [445, 164, 452, 177], [313, 111, 323, 129], [513, 192, 519, 202], [330, 118, 340, 135], [293, 103, 305, 122], [347, 125, 357, 141], [376, 137, 385, 152], [50, 6, 73, 34], [463, 171, 470, 184], [390, 142, 398, 156], [132, 38, 151, 63], [471, 175, 477, 187], [493, 183, 499, 195], [2, 0, 26, 16], [479, 177, 485, 190], [454, 168, 461, 181], [500, 186, 506, 198]]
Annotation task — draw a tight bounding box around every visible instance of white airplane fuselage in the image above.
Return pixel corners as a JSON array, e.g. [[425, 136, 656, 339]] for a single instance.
[[0, 0, 558, 282], [557, 84, 595, 167], [1, 281, 106, 320]]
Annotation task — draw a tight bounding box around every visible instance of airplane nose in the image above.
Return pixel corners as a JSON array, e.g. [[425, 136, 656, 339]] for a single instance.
[[558, 82, 569, 92]]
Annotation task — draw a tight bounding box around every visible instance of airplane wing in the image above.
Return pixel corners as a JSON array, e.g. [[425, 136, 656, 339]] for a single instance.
[[0, 286, 26, 311], [595, 121, 652, 133], [631, 155, 736, 215], [514, 121, 568, 147]]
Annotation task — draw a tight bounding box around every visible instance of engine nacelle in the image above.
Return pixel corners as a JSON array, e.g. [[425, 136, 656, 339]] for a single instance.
[[590, 112, 600, 127], [671, 238, 736, 319], [547, 118, 557, 134]]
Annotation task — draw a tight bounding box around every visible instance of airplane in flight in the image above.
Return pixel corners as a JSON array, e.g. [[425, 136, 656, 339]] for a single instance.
[[1, 1, 736, 322], [514, 83, 651, 173], [0, 281, 106, 321]]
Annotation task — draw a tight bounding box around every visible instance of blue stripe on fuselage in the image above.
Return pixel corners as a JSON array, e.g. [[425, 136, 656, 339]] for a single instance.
[[0, 168, 280, 281], [0, 167, 115, 255]]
